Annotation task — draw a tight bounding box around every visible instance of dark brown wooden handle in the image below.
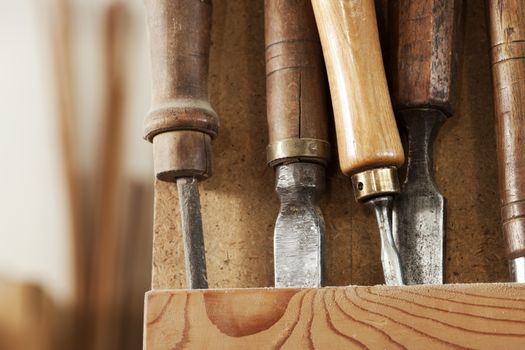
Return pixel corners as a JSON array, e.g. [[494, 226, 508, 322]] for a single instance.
[[144, 0, 219, 181], [389, 0, 462, 115], [265, 0, 330, 167], [488, 0, 525, 259]]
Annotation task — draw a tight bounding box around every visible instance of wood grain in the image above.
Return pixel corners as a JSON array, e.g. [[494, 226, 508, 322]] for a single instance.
[[144, 283, 525, 349], [488, 0, 525, 259], [311, 0, 404, 175]]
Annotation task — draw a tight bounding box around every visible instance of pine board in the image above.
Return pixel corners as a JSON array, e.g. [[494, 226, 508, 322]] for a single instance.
[[144, 283, 525, 349]]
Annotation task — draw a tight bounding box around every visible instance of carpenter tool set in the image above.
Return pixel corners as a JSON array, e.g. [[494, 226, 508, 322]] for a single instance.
[[144, 0, 525, 287], [144, 0, 218, 289]]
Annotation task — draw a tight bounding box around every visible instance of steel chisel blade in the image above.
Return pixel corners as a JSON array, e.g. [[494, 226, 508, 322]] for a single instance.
[[393, 109, 447, 285], [394, 183, 445, 284], [273, 163, 325, 288]]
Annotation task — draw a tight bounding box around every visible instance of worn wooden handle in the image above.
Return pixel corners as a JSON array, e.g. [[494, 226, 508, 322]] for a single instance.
[[488, 0, 525, 259], [144, 0, 219, 181], [311, 0, 404, 176], [389, 0, 461, 114], [265, 0, 330, 167]]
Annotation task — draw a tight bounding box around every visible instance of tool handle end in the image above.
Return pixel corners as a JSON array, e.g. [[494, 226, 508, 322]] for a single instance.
[[389, 0, 462, 115], [144, 0, 218, 181], [265, 0, 330, 167]]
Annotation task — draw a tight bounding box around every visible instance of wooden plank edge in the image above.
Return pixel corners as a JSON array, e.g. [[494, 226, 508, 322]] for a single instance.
[[144, 283, 525, 349]]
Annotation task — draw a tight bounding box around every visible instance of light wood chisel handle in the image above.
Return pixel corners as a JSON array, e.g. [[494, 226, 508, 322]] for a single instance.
[[311, 0, 404, 180], [144, 0, 219, 182], [265, 0, 330, 167], [312, 0, 405, 285], [488, 0, 525, 280]]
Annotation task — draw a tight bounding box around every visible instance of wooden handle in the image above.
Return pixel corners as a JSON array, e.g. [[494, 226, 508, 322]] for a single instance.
[[144, 0, 219, 181], [488, 0, 525, 259], [265, 0, 330, 167], [389, 0, 462, 114], [311, 0, 404, 176]]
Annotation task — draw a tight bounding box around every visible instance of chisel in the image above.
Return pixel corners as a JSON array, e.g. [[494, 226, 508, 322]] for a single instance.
[[389, 0, 462, 284], [487, 0, 525, 282], [312, 0, 406, 285], [265, 0, 330, 288], [144, 0, 219, 289]]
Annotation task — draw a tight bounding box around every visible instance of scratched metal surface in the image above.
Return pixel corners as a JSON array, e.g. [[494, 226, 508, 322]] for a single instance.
[[393, 109, 447, 285], [176, 177, 208, 289], [273, 163, 325, 288], [368, 196, 404, 285]]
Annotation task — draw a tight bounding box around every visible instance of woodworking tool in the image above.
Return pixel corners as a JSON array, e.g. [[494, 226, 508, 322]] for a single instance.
[[488, 0, 525, 282], [144, 0, 219, 289], [312, 0, 405, 285], [265, 0, 330, 288], [389, 0, 462, 284]]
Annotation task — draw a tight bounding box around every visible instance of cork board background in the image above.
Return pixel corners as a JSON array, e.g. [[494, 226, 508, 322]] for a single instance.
[[150, 1, 508, 290]]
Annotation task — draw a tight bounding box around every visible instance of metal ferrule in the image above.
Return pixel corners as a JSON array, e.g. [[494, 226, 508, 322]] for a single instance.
[[510, 257, 525, 283], [267, 138, 330, 167], [351, 167, 400, 202]]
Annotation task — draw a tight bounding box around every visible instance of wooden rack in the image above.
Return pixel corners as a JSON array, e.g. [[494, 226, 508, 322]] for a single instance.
[[144, 284, 525, 349], [142, 1, 524, 349]]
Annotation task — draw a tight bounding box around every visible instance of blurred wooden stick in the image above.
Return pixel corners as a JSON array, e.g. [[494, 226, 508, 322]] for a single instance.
[[49, 0, 87, 320], [91, 3, 127, 350]]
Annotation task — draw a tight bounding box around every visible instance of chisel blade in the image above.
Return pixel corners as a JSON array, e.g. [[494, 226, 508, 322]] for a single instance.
[[274, 163, 325, 288], [177, 176, 208, 289], [511, 257, 525, 283], [367, 196, 404, 285], [393, 109, 446, 285]]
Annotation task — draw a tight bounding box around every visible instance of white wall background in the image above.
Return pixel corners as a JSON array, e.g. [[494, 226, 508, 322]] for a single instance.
[[0, 0, 152, 303]]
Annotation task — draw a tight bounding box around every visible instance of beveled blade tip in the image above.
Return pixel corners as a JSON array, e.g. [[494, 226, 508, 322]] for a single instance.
[[367, 196, 405, 286], [393, 188, 445, 285], [511, 257, 525, 283], [273, 163, 325, 288]]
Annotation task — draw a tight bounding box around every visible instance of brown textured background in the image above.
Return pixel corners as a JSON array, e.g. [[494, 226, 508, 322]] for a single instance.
[[150, 0, 508, 289]]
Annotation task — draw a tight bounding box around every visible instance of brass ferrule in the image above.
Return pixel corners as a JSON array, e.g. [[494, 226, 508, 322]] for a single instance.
[[351, 167, 400, 202], [267, 138, 330, 167]]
